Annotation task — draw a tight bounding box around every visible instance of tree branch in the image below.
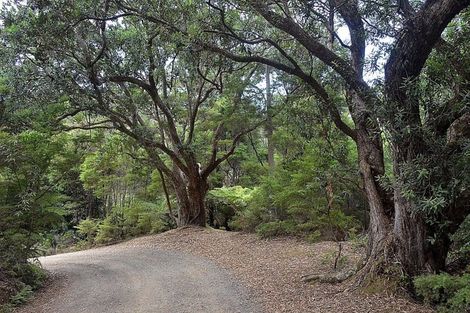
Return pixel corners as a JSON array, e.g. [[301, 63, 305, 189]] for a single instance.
[[248, 0, 370, 96], [204, 44, 357, 141]]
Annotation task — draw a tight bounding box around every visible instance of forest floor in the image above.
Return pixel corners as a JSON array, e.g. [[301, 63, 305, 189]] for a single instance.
[[123, 227, 434, 313], [16, 227, 434, 313]]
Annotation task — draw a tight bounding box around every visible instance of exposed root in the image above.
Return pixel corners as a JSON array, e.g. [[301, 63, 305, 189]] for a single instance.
[[301, 269, 356, 284], [350, 235, 406, 293]]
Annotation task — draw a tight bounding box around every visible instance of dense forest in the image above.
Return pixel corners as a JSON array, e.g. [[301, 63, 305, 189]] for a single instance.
[[0, 0, 469, 312]]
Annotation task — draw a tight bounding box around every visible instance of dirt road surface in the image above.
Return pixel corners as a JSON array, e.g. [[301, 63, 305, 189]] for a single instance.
[[15, 244, 260, 313]]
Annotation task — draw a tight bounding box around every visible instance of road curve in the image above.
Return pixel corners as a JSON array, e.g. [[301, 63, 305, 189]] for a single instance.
[[16, 244, 260, 313]]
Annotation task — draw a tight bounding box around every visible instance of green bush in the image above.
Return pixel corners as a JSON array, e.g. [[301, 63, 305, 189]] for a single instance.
[[446, 287, 470, 313], [95, 214, 124, 244], [0, 264, 46, 312], [17, 263, 46, 290], [75, 218, 100, 242], [255, 221, 296, 238], [150, 219, 167, 234], [136, 213, 153, 234], [9, 285, 33, 306], [414, 273, 470, 313], [208, 186, 258, 229], [305, 230, 322, 243], [90, 201, 170, 244], [229, 205, 269, 232], [124, 201, 170, 234], [449, 214, 470, 263], [227, 148, 362, 242], [136, 212, 166, 234], [208, 186, 256, 207]]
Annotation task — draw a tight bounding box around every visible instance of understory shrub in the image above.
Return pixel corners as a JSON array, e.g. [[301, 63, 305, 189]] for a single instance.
[[95, 213, 124, 244], [305, 230, 322, 243], [255, 220, 296, 238], [0, 263, 46, 313], [9, 285, 33, 306], [75, 218, 100, 242], [414, 273, 470, 313], [448, 214, 470, 269], [227, 146, 362, 241], [75, 200, 171, 245], [136, 212, 166, 234], [207, 186, 258, 229], [15, 263, 46, 291], [231, 187, 359, 241]]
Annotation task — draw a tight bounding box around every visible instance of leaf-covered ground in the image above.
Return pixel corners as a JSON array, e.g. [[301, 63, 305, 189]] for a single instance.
[[122, 227, 434, 313]]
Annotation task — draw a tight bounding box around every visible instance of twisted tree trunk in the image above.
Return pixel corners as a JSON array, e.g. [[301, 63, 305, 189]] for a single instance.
[[171, 164, 208, 227], [381, 0, 470, 276]]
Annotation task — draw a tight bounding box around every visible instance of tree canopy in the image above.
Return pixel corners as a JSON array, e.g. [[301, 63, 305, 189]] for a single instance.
[[0, 0, 469, 310]]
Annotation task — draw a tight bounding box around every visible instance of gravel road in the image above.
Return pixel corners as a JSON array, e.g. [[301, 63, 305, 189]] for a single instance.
[[16, 243, 260, 313]]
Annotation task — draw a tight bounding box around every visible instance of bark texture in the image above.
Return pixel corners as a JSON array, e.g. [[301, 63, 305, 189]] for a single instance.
[[383, 0, 470, 275]]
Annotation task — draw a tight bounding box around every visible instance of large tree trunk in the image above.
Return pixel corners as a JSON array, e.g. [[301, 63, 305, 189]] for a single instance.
[[353, 123, 395, 282], [373, 0, 470, 279], [237, 0, 470, 285], [388, 111, 452, 275], [392, 179, 431, 274], [347, 90, 393, 272], [357, 130, 390, 247], [172, 166, 208, 227]]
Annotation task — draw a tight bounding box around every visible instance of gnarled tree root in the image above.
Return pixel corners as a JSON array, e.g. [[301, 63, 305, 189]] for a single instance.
[[301, 269, 356, 284]]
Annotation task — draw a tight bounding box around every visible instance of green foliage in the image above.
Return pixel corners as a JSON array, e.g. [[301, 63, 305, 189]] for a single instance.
[[9, 285, 33, 306], [207, 186, 257, 229], [79, 134, 150, 202], [446, 288, 470, 313], [228, 188, 268, 231], [75, 219, 100, 242], [0, 130, 65, 300], [414, 273, 470, 313], [17, 263, 47, 291], [305, 230, 322, 243], [44, 230, 78, 254], [0, 3, 467, 309], [122, 200, 171, 235], [95, 214, 124, 244], [87, 201, 170, 244], [136, 213, 166, 234], [0, 264, 46, 312], [229, 140, 361, 241], [208, 186, 256, 207], [255, 221, 296, 238], [450, 214, 470, 261]]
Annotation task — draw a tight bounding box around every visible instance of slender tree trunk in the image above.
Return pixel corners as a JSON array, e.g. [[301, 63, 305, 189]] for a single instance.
[[0, 97, 5, 126], [265, 65, 275, 171], [158, 168, 176, 223]]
